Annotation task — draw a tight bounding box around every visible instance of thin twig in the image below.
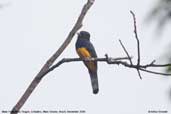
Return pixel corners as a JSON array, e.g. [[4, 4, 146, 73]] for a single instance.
[[140, 63, 171, 68], [137, 70, 142, 79], [130, 10, 141, 66], [130, 11, 142, 79], [119, 39, 133, 65], [139, 68, 171, 76], [117, 61, 171, 76], [11, 0, 95, 114]]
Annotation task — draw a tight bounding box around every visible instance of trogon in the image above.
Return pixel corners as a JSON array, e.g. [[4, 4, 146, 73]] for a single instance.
[[75, 31, 99, 94]]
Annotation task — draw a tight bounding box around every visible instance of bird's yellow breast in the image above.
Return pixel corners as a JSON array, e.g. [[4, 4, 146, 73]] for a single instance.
[[77, 47, 96, 71], [77, 47, 91, 58]]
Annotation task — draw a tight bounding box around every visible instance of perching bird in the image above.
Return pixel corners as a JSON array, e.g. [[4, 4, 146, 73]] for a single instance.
[[75, 31, 99, 94]]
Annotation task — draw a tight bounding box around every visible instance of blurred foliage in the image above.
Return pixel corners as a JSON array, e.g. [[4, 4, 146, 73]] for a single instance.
[[147, 0, 171, 28], [147, 0, 171, 72], [146, 0, 171, 31]]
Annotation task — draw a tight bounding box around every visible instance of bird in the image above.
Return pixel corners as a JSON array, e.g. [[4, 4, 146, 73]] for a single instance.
[[75, 31, 99, 94]]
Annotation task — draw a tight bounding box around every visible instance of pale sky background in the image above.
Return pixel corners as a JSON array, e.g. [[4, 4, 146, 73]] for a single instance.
[[0, 0, 171, 114]]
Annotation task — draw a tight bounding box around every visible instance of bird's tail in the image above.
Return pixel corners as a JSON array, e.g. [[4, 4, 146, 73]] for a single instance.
[[89, 70, 99, 94]]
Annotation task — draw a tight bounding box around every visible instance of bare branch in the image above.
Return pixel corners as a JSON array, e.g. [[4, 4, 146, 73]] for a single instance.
[[129, 11, 171, 77], [119, 39, 133, 65], [139, 68, 171, 76], [130, 11, 141, 66], [130, 11, 143, 79], [11, 0, 95, 114], [43, 57, 171, 78], [139, 63, 171, 68], [137, 70, 142, 79], [44, 56, 130, 76]]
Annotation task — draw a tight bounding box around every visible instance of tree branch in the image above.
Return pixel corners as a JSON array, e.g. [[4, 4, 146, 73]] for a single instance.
[[11, 0, 95, 114], [130, 11, 141, 65], [130, 10, 142, 79], [139, 68, 171, 76], [45, 56, 130, 75], [119, 39, 133, 65], [43, 56, 171, 78]]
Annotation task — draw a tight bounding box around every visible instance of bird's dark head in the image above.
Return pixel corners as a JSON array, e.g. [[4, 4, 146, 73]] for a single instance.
[[77, 31, 90, 41]]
